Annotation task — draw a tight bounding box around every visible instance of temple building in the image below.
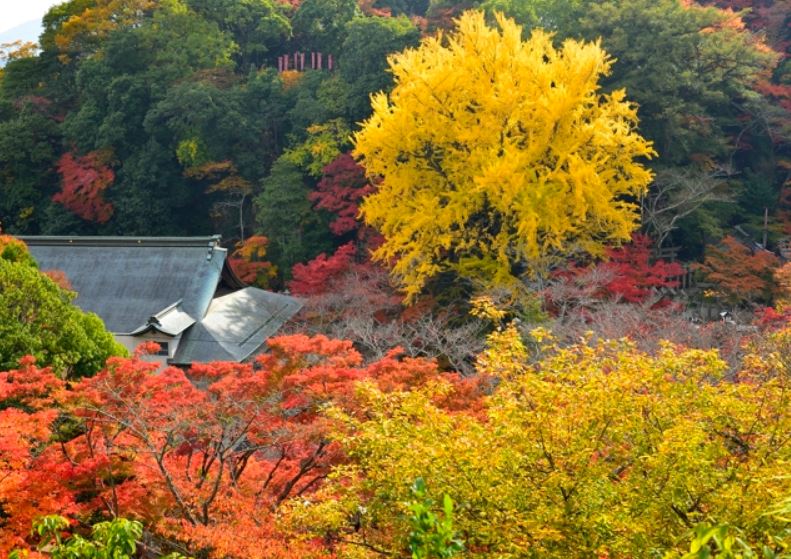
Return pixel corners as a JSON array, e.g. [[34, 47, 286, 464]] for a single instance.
[[20, 235, 302, 366]]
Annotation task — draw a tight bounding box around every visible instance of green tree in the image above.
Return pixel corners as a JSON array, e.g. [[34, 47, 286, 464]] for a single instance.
[[570, 0, 775, 165], [0, 103, 61, 234], [292, 0, 360, 54], [285, 72, 351, 133], [10, 515, 185, 559], [407, 478, 464, 559], [255, 158, 333, 276], [339, 15, 420, 121], [0, 237, 124, 377], [478, 0, 581, 31], [187, 0, 290, 69]]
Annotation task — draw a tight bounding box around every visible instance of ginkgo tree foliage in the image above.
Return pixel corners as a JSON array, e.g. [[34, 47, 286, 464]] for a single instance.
[[356, 11, 656, 299]]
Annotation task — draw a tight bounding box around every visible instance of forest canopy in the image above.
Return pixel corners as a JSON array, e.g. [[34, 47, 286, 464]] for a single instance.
[[0, 0, 787, 297]]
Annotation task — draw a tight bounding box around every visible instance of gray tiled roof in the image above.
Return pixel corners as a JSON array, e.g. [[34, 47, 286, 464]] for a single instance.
[[22, 236, 224, 334], [20, 236, 303, 364], [172, 288, 303, 364]]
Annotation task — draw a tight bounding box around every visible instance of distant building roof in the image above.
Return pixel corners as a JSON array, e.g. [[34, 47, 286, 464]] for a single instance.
[[20, 236, 302, 364]]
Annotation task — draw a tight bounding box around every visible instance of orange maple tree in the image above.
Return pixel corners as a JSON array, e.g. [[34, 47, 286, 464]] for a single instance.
[[0, 336, 482, 558], [0, 357, 73, 552], [695, 236, 780, 305]]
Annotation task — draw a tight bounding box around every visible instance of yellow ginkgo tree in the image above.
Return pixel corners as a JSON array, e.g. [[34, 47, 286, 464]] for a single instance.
[[355, 10, 655, 300]]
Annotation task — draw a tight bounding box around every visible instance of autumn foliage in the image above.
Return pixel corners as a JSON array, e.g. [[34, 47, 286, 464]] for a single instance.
[[52, 151, 115, 223], [356, 11, 655, 299], [310, 153, 375, 236], [775, 261, 791, 307], [51, 0, 156, 61], [288, 324, 791, 558], [2, 2, 791, 557], [288, 242, 356, 295], [0, 335, 480, 558], [600, 235, 684, 302], [549, 234, 684, 308], [695, 235, 780, 305], [3, 317, 791, 558], [227, 235, 277, 288], [0, 235, 37, 267], [0, 357, 69, 549]]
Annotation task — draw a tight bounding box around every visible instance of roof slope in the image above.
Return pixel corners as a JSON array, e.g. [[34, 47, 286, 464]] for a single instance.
[[22, 236, 225, 334], [172, 288, 303, 364]]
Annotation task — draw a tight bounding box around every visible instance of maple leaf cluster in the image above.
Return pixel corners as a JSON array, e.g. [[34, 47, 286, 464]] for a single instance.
[[599, 234, 685, 303], [52, 151, 115, 223], [228, 235, 277, 288], [289, 242, 357, 296], [695, 235, 780, 305], [310, 153, 375, 237]]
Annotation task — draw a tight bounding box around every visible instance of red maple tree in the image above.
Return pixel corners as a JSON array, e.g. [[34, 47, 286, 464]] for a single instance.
[[547, 234, 684, 309], [288, 242, 357, 296], [310, 153, 375, 237], [52, 151, 115, 223], [600, 234, 684, 303]]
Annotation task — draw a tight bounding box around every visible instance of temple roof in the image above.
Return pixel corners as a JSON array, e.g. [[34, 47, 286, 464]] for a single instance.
[[171, 288, 302, 364], [21, 236, 301, 364]]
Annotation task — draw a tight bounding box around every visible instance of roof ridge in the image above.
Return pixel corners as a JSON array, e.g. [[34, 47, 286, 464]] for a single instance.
[[18, 235, 223, 247]]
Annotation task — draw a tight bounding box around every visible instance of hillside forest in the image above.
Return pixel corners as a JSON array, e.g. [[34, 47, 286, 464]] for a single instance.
[[1, 0, 791, 558]]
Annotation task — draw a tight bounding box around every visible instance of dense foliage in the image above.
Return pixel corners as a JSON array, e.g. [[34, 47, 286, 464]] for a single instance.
[[356, 11, 655, 297], [292, 324, 791, 558], [0, 0, 787, 295], [2, 324, 789, 558], [2, 2, 791, 557]]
